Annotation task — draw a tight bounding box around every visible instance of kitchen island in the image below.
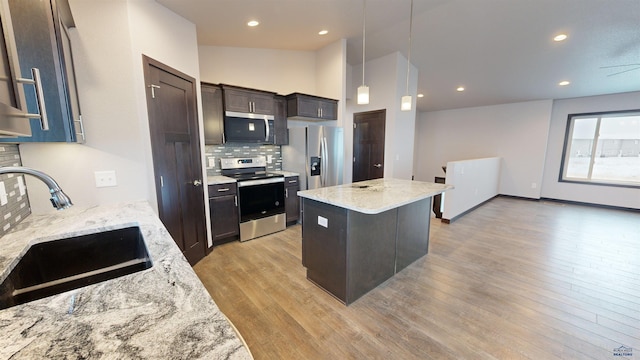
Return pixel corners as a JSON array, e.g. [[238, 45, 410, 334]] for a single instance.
[[0, 201, 252, 359], [298, 178, 452, 305]]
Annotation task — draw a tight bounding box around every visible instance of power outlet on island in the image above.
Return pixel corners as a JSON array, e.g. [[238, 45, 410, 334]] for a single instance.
[[95, 170, 117, 188]]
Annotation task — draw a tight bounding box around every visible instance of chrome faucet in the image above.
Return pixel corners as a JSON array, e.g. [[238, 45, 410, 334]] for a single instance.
[[0, 166, 72, 210]]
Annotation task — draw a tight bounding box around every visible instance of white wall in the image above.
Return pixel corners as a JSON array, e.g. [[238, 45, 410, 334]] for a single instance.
[[198, 46, 316, 95], [541, 91, 640, 209], [315, 39, 347, 126], [414, 100, 553, 199], [344, 52, 418, 183], [443, 157, 501, 221], [20, 0, 204, 220]]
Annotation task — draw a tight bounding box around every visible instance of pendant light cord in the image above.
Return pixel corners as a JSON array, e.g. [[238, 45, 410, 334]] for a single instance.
[[405, 0, 413, 95], [362, 0, 367, 86]]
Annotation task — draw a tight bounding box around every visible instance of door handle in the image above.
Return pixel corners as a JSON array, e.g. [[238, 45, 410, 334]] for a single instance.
[[373, 164, 382, 168], [193, 179, 202, 186]]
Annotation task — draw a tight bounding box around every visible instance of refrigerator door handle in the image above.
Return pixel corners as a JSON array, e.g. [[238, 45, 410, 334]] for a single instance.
[[321, 136, 328, 187]]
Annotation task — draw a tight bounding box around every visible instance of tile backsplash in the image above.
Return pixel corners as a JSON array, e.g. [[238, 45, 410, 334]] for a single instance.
[[204, 144, 282, 176], [0, 145, 31, 237]]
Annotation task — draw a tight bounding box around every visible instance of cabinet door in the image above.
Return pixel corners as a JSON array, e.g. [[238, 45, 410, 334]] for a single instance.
[[285, 177, 299, 224], [223, 88, 252, 113], [1, 0, 77, 142], [201, 84, 224, 145], [294, 95, 320, 118], [250, 91, 274, 115], [319, 99, 338, 120], [273, 95, 287, 145], [209, 194, 239, 243]]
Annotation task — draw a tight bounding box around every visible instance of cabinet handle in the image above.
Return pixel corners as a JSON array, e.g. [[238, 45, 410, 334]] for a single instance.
[[234, 195, 238, 207], [285, 188, 288, 198], [217, 188, 230, 192], [17, 68, 49, 131], [320, 108, 323, 118], [288, 180, 297, 184]]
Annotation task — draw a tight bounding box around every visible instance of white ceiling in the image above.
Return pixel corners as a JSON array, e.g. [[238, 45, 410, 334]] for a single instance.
[[155, 0, 640, 112]]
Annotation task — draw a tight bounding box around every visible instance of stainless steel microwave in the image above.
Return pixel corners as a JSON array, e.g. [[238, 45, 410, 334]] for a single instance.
[[224, 111, 274, 144]]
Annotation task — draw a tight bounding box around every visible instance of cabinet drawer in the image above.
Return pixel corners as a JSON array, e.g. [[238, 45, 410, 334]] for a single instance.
[[209, 183, 237, 196], [285, 176, 299, 186]]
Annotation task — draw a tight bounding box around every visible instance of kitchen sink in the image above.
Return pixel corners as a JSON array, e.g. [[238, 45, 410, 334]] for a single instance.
[[0, 226, 152, 310]]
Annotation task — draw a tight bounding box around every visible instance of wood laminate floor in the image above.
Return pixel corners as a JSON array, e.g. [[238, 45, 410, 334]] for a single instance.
[[194, 197, 640, 360]]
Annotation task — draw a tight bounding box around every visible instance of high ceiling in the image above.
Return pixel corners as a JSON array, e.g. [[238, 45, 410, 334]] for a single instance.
[[155, 0, 640, 112]]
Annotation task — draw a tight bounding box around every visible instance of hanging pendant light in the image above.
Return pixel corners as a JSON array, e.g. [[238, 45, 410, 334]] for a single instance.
[[401, 0, 414, 111], [357, 0, 369, 105]]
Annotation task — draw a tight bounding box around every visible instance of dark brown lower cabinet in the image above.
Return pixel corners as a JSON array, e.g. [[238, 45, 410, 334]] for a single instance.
[[208, 184, 239, 245], [284, 176, 299, 225]]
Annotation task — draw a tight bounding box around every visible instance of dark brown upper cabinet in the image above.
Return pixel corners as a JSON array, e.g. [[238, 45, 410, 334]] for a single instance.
[[286, 93, 338, 121], [0, 0, 84, 143], [201, 83, 224, 145], [273, 95, 288, 145], [221, 84, 275, 116]]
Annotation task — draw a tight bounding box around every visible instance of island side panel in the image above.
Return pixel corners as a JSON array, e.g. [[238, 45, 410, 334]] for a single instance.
[[302, 199, 349, 303], [346, 209, 397, 305], [395, 198, 432, 273]]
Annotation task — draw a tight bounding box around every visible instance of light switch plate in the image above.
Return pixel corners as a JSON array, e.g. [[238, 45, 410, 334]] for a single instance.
[[95, 170, 117, 187], [17, 176, 26, 196], [0, 181, 7, 205]]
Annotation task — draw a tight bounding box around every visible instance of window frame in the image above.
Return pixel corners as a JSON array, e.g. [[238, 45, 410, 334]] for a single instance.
[[559, 109, 640, 189]]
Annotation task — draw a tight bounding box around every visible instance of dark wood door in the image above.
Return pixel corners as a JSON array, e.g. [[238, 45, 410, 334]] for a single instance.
[[353, 109, 386, 182], [143, 56, 207, 266]]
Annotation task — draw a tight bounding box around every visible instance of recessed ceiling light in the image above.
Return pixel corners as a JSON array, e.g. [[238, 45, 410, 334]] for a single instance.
[[247, 20, 259, 27], [456, 87, 465, 92], [553, 34, 568, 42], [417, 93, 424, 98], [318, 30, 328, 35], [559, 80, 570, 86]]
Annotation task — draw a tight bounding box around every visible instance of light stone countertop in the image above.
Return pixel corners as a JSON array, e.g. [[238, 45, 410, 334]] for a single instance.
[[272, 170, 299, 178], [297, 178, 453, 214], [207, 175, 237, 185], [0, 201, 252, 360]]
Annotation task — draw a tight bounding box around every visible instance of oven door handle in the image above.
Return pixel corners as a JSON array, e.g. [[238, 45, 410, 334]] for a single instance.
[[237, 177, 284, 187], [264, 118, 270, 142]]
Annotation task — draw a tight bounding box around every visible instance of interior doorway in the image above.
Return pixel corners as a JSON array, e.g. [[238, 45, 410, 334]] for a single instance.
[[353, 109, 386, 182], [143, 55, 207, 265]]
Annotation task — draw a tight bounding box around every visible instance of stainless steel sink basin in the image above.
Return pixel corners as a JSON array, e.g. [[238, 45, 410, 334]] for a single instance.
[[0, 226, 152, 310]]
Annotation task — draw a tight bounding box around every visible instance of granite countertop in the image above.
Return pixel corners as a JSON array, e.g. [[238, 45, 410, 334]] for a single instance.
[[0, 201, 252, 360], [272, 170, 299, 177], [297, 178, 453, 214], [207, 175, 237, 185]]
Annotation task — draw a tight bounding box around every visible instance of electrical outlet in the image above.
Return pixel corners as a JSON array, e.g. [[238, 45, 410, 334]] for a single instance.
[[208, 156, 215, 168], [95, 170, 117, 188]]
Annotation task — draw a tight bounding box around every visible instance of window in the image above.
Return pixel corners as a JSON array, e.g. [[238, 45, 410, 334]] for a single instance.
[[560, 110, 640, 188]]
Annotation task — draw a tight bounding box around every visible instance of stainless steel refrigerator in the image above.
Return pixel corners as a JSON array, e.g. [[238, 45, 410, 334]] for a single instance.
[[282, 125, 344, 190]]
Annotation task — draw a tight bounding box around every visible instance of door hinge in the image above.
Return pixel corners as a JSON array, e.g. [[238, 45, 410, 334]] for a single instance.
[[353, 157, 356, 163], [353, 123, 356, 129], [149, 84, 161, 98]]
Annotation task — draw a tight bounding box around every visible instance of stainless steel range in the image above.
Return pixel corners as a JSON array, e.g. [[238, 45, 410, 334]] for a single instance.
[[220, 157, 285, 241]]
